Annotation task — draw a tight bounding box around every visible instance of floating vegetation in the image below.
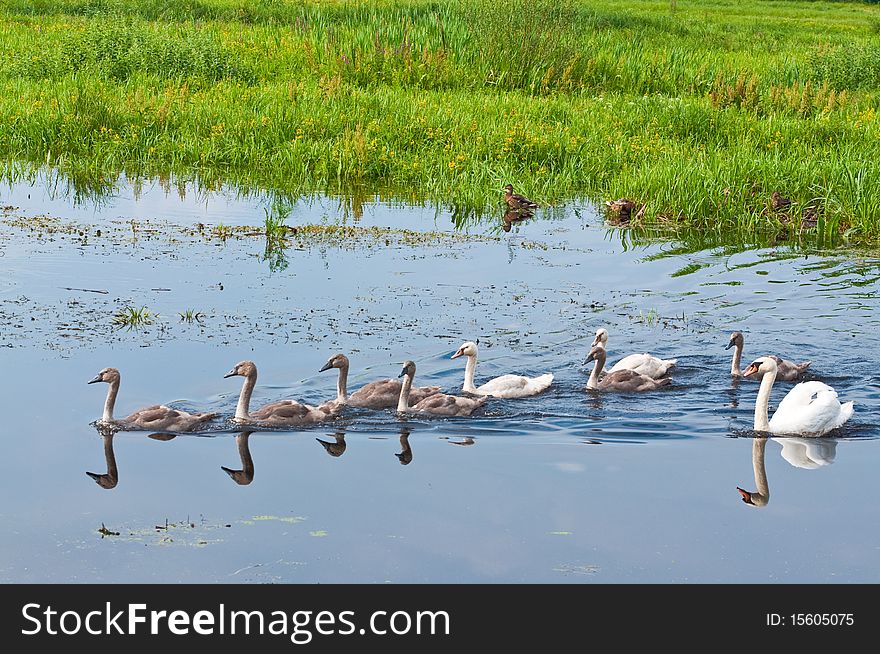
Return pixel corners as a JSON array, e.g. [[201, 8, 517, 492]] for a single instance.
[[178, 309, 204, 323], [111, 305, 156, 328]]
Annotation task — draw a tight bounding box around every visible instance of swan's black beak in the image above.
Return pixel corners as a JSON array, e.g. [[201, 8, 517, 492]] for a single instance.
[[725, 338, 735, 350], [398, 367, 408, 378], [87, 374, 102, 384], [223, 369, 237, 378], [319, 361, 334, 372], [584, 352, 596, 364]]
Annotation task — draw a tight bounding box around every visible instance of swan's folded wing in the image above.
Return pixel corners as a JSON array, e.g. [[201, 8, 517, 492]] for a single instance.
[[771, 381, 847, 435], [251, 400, 313, 420], [125, 405, 174, 424], [478, 373, 553, 398]]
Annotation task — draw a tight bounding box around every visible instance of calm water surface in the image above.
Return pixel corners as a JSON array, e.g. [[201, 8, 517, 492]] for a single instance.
[[1, 172, 878, 583]]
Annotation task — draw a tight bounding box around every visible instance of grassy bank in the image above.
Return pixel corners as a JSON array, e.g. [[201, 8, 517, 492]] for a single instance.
[[1, 0, 879, 240]]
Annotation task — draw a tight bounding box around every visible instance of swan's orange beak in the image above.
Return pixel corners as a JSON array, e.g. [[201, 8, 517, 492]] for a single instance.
[[743, 363, 760, 378], [451, 349, 463, 359], [737, 487, 755, 505]]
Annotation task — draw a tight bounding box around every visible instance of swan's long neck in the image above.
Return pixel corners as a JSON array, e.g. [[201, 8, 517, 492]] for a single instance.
[[463, 354, 478, 393], [104, 433, 118, 484], [397, 373, 414, 412], [336, 363, 349, 403], [731, 342, 743, 377], [751, 438, 770, 506], [236, 373, 256, 420], [237, 433, 254, 477], [103, 379, 119, 423], [754, 368, 777, 432], [587, 350, 606, 390]]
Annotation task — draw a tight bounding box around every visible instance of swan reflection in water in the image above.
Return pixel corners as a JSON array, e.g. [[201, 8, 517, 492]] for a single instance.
[[737, 437, 838, 507], [86, 428, 177, 489], [396, 429, 413, 465], [316, 432, 347, 458], [86, 427, 119, 490], [221, 431, 255, 486]]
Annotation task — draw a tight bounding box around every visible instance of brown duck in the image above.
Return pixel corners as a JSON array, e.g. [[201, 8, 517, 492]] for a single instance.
[[503, 184, 539, 214]]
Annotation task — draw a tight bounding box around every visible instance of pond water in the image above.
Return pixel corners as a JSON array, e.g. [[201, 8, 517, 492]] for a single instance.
[[1, 171, 878, 583]]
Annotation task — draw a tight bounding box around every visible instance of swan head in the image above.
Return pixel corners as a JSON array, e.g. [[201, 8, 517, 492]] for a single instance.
[[88, 367, 120, 385], [451, 341, 478, 359], [743, 356, 777, 378], [224, 360, 257, 379], [725, 331, 744, 350], [584, 345, 606, 364], [86, 471, 118, 490], [591, 328, 609, 347], [736, 486, 766, 507], [399, 360, 416, 379], [319, 353, 349, 372]]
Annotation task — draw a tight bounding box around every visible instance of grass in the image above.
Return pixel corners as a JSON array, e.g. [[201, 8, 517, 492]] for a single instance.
[[111, 305, 156, 327], [1, 0, 880, 241], [178, 308, 204, 323]]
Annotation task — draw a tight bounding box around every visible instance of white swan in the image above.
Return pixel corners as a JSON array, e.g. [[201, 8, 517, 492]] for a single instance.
[[450, 341, 553, 398], [591, 328, 676, 379], [319, 353, 441, 408], [726, 330, 810, 381], [397, 360, 488, 417], [774, 437, 837, 469], [743, 356, 853, 435], [224, 360, 341, 427], [737, 437, 770, 507], [88, 367, 218, 432], [584, 345, 672, 392]]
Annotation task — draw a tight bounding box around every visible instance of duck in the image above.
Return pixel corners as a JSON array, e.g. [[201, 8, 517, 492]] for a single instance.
[[584, 345, 673, 392], [726, 330, 810, 381], [224, 360, 341, 427], [502, 184, 539, 214], [397, 360, 488, 417], [88, 367, 218, 432], [319, 353, 441, 409], [221, 431, 255, 485], [591, 328, 676, 379], [450, 341, 553, 398], [743, 356, 853, 435]]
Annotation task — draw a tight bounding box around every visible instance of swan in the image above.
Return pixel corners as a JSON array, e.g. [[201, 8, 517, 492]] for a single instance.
[[726, 330, 810, 381], [743, 356, 853, 435], [396, 429, 413, 465], [88, 367, 218, 432], [591, 328, 676, 379], [774, 437, 837, 469], [450, 341, 553, 398], [584, 345, 672, 392], [319, 353, 441, 408], [736, 438, 770, 507], [224, 360, 341, 427], [316, 432, 347, 458], [86, 428, 118, 490], [397, 360, 488, 417], [221, 431, 255, 485]]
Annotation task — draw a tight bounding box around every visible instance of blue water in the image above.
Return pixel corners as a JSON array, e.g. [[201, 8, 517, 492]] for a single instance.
[[1, 171, 878, 583]]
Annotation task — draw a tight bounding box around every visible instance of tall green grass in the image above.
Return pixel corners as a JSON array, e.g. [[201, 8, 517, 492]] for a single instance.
[[1, 0, 880, 240]]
